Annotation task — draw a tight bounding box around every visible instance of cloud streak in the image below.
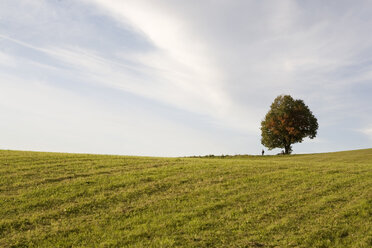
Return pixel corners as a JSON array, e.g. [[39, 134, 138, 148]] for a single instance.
[[0, 0, 371, 155]]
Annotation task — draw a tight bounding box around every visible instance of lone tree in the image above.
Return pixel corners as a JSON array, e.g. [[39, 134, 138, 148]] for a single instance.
[[261, 95, 318, 154]]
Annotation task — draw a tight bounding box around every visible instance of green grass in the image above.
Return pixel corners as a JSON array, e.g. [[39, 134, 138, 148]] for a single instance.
[[1, 149, 371, 247]]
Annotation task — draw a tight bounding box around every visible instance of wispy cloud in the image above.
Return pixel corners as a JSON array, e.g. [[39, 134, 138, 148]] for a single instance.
[[360, 128, 372, 140], [1, 0, 371, 155], [0, 51, 17, 67], [84, 0, 240, 126]]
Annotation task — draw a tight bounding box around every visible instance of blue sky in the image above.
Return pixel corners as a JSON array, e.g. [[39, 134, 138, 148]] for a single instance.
[[1, 0, 371, 156]]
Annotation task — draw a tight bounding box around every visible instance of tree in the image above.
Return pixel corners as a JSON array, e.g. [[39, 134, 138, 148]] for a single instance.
[[260, 95, 318, 154]]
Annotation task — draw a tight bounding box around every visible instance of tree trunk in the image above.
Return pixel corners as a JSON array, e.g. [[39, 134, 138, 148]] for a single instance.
[[284, 145, 291, 154]]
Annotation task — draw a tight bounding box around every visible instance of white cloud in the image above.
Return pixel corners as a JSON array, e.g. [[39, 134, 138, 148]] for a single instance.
[[82, 0, 252, 130], [0, 51, 16, 67], [83, 0, 372, 132], [361, 128, 372, 140], [0, 73, 231, 156], [1, 29, 257, 134], [1, 0, 372, 155]]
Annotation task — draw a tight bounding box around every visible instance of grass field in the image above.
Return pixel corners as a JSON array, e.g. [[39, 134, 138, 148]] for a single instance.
[[0, 149, 371, 247]]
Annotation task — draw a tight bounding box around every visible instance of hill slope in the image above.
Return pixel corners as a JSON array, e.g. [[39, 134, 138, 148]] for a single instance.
[[1, 149, 371, 247]]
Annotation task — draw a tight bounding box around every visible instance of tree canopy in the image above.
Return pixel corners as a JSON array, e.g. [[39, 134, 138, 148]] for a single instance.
[[261, 95, 318, 154]]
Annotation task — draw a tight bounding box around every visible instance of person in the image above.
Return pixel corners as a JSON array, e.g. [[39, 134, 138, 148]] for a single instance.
[[262, 149, 264, 156]]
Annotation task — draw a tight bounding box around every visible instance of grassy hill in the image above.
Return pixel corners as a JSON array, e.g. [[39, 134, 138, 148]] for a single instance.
[[1, 149, 371, 247]]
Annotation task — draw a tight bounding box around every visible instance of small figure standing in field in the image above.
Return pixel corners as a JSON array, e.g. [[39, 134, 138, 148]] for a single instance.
[[262, 149, 265, 156]]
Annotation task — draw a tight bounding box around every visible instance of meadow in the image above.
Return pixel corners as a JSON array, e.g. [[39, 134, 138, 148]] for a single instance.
[[0, 149, 371, 247]]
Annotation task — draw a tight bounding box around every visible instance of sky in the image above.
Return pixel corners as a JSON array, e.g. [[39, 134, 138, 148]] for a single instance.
[[1, 0, 372, 156]]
